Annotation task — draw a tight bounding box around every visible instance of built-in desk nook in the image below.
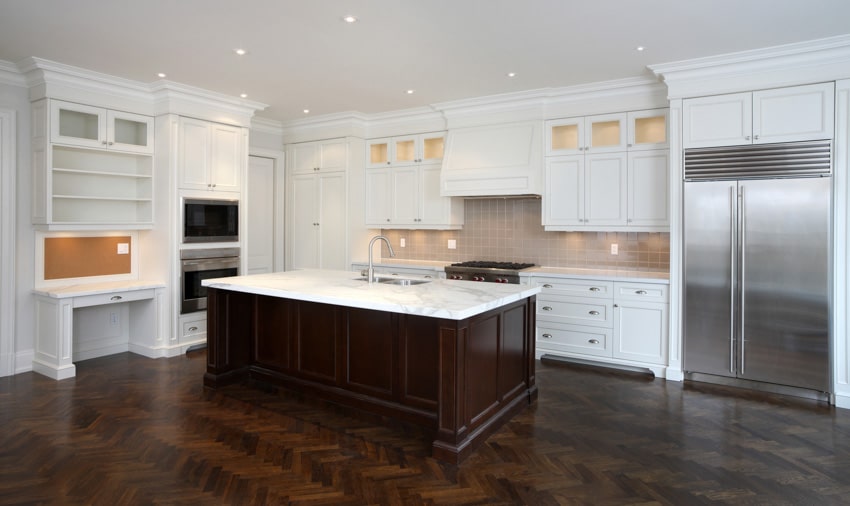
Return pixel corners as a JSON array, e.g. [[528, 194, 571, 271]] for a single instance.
[[32, 281, 166, 379]]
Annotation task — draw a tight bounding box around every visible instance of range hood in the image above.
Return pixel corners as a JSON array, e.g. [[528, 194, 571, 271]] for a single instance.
[[440, 121, 543, 197]]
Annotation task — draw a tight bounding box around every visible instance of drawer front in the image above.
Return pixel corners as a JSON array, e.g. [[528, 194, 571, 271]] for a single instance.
[[72, 289, 155, 308], [534, 278, 613, 299], [537, 323, 612, 358], [182, 318, 207, 338], [538, 294, 612, 328], [613, 282, 668, 302]]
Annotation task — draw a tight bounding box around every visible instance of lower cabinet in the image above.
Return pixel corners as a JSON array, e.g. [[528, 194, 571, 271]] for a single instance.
[[534, 276, 668, 368]]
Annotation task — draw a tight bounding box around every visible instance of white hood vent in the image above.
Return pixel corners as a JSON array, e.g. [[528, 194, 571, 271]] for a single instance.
[[440, 121, 543, 197]]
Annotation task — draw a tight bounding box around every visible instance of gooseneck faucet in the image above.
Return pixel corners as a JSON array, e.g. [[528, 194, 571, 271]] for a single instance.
[[367, 235, 396, 284]]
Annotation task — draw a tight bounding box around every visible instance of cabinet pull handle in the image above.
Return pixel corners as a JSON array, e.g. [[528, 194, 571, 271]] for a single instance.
[[108, 141, 114, 146], [542, 306, 553, 311], [588, 310, 599, 315], [614, 304, 619, 308], [635, 290, 647, 295], [754, 135, 759, 140], [542, 284, 553, 288], [102, 141, 108, 145], [542, 333, 552, 339], [745, 135, 751, 141], [188, 326, 198, 332], [589, 287, 601, 292], [424, 275, 432, 279], [110, 295, 122, 301], [588, 339, 600, 344]]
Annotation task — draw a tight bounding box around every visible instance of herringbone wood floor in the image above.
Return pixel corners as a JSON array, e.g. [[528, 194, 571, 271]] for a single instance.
[[2, 351, 849, 505]]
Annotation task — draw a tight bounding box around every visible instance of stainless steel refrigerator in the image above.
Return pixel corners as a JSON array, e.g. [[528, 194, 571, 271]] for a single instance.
[[683, 140, 832, 397]]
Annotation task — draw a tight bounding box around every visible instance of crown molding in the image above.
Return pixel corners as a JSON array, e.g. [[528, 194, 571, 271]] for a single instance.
[[0, 60, 26, 87], [251, 116, 284, 135], [650, 34, 850, 99]]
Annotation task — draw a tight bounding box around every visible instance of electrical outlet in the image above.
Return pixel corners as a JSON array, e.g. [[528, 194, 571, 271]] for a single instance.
[[400, 238, 406, 248], [448, 239, 457, 250], [610, 243, 619, 255], [110, 312, 119, 326], [117, 243, 129, 255]]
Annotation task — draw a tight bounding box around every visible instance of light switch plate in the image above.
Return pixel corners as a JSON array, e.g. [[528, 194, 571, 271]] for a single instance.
[[117, 243, 129, 255], [610, 243, 618, 255], [448, 239, 457, 250], [400, 238, 406, 248]]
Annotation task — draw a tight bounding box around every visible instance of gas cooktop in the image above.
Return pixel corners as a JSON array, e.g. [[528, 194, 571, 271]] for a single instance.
[[448, 261, 535, 270]]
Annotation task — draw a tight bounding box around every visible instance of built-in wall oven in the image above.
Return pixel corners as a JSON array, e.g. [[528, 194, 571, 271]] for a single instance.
[[183, 198, 239, 243], [180, 248, 239, 314]]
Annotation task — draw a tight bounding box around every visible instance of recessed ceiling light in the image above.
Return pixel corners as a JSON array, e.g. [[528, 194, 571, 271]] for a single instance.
[[636, 46, 646, 52], [506, 72, 517, 78], [234, 48, 247, 56], [157, 72, 166, 78], [406, 89, 415, 94], [240, 93, 248, 98], [303, 109, 310, 114], [342, 15, 357, 23]]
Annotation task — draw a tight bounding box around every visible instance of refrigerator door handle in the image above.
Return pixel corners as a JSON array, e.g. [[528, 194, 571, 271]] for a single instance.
[[739, 185, 746, 375], [730, 185, 736, 374]]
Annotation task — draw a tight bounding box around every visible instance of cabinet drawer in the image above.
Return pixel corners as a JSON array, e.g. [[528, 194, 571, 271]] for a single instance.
[[534, 277, 613, 298], [538, 294, 612, 327], [537, 323, 611, 358], [613, 282, 668, 302], [72, 289, 155, 308], [182, 319, 207, 338]]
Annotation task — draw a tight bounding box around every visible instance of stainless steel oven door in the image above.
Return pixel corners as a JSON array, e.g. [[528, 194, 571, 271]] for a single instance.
[[180, 252, 239, 314]]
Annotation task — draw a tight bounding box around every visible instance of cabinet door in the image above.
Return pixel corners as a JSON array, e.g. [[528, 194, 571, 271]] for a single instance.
[[753, 82, 835, 144], [290, 174, 319, 269], [291, 142, 321, 174], [683, 92, 752, 148], [210, 123, 242, 192], [364, 168, 392, 226], [420, 132, 445, 163], [246, 155, 275, 275], [367, 138, 392, 168], [546, 117, 584, 155], [627, 109, 668, 150], [585, 153, 627, 226], [106, 110, 154, 154], [613, 300, 667, 364], [586, 113, 627, 153], [419, 164, 449, 225], [543, 155, 584, 226], [391, 166, 419, 223], [50, 100, 106, 149], [317, 172, 347, 270], [392, 135, 419, 165], [319, 140, 348, 172], [627, 150, 669, 227], [178, 117, 212, 190]]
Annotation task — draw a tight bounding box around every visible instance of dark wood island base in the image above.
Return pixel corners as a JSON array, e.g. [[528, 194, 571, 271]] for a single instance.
[[204, 287, 537, 463]]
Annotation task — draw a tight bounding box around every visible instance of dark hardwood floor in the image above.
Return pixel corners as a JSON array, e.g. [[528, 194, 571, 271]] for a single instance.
[[2, 350, 849, 505]]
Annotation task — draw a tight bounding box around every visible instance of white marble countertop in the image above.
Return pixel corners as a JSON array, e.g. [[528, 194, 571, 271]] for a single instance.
[[350, 259, 450, 271], [33, 280, 166, 299], [202, 269, 540, 321], [523, 266, 669, 284]]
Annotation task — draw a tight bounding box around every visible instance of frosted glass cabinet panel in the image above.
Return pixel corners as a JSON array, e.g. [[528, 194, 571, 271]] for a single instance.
[[628, 109, 669, 150], [50, 100, 153, 154], [366, 132, 445, 168]]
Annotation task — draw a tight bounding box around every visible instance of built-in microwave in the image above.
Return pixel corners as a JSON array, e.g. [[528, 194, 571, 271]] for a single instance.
[[183, 198, 238, 243]]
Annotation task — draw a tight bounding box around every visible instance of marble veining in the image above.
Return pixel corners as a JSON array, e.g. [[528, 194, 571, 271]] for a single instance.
[[34, 280, 166, 298], [202, 269, 541, 321]]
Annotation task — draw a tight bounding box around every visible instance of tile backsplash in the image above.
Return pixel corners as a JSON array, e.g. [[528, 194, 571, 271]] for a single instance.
[[381, 198, 669, 271]]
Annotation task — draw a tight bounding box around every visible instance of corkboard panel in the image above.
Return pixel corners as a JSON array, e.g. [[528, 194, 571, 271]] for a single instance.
[[44, 236, 132, 280]]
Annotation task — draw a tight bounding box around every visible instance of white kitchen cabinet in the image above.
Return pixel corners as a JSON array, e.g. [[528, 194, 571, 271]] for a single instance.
[[547, 111, 669, 156], [291, 139, 348, 174], [365, 162, 463, 229], [366, 132, 445, 168], [50, 99, 154, 154], [627, 109, 669, 150], [534, 276, 669, 368], [543, 153, 627, 228], [290, 171, 347, 270], [627, 150, 669, 227], [683, 82, 835, 148], [612, 282, 668, 365], [178, 117, 245, 193], [31, 99, 154, 229]]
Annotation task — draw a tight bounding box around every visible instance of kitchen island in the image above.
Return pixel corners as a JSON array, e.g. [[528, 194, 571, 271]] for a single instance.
[[202, 269, 540, 463]]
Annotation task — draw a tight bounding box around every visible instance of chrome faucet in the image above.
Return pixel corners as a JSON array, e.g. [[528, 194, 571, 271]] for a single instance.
[[367, 235, 395, 284]]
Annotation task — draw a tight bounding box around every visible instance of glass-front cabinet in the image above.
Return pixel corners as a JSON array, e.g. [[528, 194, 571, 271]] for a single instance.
[[50, 100, 154, 154], [546, 109, 667, 155], [366, 132, 445, 168]]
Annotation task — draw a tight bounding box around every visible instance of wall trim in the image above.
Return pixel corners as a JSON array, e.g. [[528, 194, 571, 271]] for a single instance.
[[0, 108, 16, 377]]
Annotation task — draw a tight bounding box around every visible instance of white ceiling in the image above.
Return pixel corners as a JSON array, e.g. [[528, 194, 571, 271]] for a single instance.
[[1, 0, 849, 123]]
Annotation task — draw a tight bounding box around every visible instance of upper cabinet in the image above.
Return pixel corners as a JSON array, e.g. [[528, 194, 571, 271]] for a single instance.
[[177, 117, 245, 193], [291, 139, 348, 174], [683, 82, 835, 148], [365, 163, 464, 229], [546, 109, 668, 156], [31, 99, 154, 230], [366, 132, 445, 168], [50, 100, 154, 154]]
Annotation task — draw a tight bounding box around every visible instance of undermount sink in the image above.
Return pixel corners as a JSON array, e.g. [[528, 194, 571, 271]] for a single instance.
[[355, 276, 431, 286]]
